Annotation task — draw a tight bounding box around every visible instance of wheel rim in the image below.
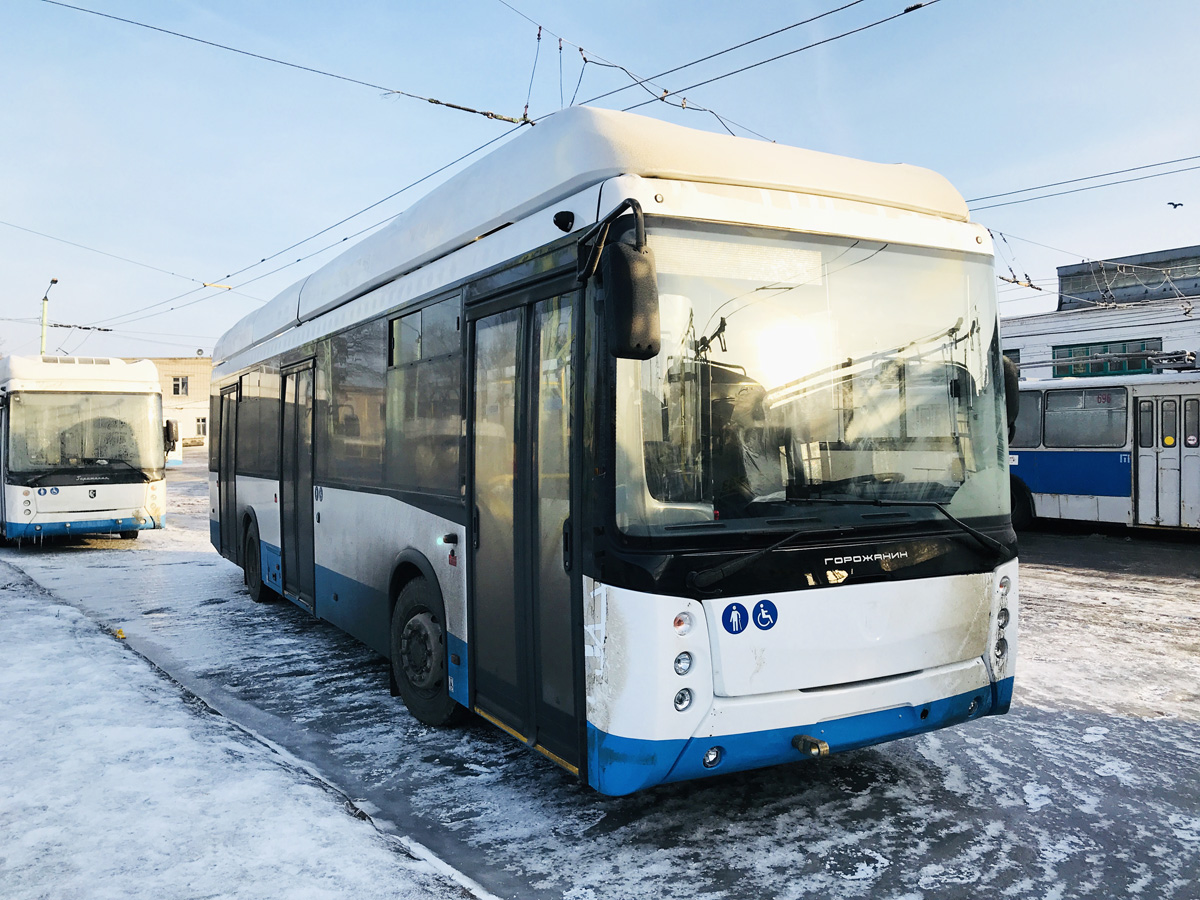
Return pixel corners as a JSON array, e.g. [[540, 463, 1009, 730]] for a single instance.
[[400, 611, 443, 692]]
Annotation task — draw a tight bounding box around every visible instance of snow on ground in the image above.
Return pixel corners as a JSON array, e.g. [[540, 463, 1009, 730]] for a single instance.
[[0, 565, 467, 900]]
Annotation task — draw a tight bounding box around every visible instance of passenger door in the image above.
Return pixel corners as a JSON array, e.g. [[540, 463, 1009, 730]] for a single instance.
[[218, 384, 239, 556], [468, 289, 580, 771], [1135, 396, 1182, 527], [1182, 397, 1200, 527], [280, 362, 315, 608]]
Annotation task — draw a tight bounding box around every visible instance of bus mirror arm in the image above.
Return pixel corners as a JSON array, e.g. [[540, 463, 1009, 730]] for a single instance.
[[577, 198, 661, 361]]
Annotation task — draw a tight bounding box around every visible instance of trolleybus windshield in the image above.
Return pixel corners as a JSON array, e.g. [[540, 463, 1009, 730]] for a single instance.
[[6, 391, 164, 482], [615, 220, 1008, 536]]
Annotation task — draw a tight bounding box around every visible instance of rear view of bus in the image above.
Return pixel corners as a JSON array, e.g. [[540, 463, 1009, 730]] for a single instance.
[[0, 356, 168, 542]]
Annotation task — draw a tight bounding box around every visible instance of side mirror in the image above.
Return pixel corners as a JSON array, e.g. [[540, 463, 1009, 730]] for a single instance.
[[1002, 355, 1020, 443], [164, 418, 180, 451], [601, 240, 660, 360]]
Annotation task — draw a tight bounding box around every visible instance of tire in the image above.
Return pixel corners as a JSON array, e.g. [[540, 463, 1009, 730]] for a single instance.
[[1010, 481, 1035, 531], [243, 520, 277, 603], [120, 530, 139, 540], [390, 577, 466, 726]]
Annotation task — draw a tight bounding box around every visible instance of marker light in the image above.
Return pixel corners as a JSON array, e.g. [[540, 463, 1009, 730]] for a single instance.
[[673, 612, 693, 635], [702, 747, 723, 768], [673, 689, 693, 712], [998, 575, 1011, 600], [997, 607, 1010, 628], [673, 652, 693, 676]]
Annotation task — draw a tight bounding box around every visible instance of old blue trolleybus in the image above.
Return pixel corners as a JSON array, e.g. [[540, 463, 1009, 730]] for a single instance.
[[1009, 371, 1200, 529], [210, 107, 1018, 794]]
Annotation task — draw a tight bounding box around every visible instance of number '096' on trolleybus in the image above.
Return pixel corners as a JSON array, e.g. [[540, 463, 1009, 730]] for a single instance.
[[1, 355, 173, 542], [209, 107, 1018, 795]]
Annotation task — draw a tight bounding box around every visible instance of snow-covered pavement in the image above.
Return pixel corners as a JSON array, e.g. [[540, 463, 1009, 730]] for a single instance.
[[0, 564, 484, 900], [2, 454, 1199, 899]]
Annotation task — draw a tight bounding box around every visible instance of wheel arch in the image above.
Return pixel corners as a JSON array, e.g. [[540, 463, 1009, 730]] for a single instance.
[[387, 549, 444, 642]]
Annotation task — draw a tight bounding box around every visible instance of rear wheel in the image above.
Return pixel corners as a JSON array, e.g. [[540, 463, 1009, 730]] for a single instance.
[[390, 577, 466, 726], [243, 520, 277, 603]]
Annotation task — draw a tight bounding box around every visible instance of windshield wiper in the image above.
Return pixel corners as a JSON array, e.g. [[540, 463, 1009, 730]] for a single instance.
[[686, 522, 854, 591], [685, 498, 1013, 591], [794, 497, 1012, 561], [81, 458, 151, 482]]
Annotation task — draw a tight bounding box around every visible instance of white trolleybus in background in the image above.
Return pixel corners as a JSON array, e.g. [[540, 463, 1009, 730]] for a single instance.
[[1009, 371, 1200, 530], [0, 355, 176, 542], [210, 107, 1018, 795]]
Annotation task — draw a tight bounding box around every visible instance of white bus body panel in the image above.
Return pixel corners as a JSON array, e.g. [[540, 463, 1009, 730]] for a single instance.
[[584, 561, 1017, 793]]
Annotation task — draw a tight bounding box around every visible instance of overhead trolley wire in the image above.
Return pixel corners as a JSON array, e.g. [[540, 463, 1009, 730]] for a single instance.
[[622, 1, 944, 113], [966, 154, 1200, 204], [37, 0, 532, 124], [970, 163, 1200, 211], [88, 126, 525, 330], [577, 0, 869, 108]]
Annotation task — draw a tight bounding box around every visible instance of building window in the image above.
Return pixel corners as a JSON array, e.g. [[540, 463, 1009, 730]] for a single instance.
[[196, 416, 207, 437], [172, 376, 189, 396], [1051, 338, 1163, 377]]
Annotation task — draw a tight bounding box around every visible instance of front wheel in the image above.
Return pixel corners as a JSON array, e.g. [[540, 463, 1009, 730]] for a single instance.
[[390, 578, 466, 726], [1010, 480, 1035, 531], [120, 530, 139, 540]]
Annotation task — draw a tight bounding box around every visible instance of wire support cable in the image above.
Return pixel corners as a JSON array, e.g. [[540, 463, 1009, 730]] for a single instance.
[[38, 0, 532, 124]]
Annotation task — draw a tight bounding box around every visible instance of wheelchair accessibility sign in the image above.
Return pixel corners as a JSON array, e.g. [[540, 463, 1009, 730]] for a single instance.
[[722, 599, 778, 634]]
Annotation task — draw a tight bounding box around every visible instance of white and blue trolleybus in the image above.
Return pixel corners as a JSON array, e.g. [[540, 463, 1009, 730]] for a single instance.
[[210, 108, 1018, 795], [1, 355, 171, 541], [1009, 371, 1200, 529]]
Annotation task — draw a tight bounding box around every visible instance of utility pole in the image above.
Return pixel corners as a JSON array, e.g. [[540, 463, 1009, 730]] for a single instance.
[[39, 278, 58, 354]]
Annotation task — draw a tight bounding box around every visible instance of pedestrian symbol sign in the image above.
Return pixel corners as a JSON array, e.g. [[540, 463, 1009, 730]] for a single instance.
[[722, 602, 749, 634]]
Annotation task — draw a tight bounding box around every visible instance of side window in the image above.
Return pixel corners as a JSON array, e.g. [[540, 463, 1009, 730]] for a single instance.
[[1043, 388, 1127, 448], [1138, 400, 1155, 448], [1185, 399, 1199, 449], [233, 370, 281, 478], [1011, 391, 1043, 448], [325, 319, 388, 484], [386, 295, 463, 495]]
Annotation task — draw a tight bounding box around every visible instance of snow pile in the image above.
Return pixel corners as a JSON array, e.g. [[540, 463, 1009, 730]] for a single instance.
[[0, 567, 452, 900]]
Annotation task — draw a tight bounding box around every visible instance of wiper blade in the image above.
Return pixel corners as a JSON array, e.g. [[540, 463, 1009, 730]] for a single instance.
[[81, 458, 151, 481], [794, 497, 1013, 560], [686, 522, 855, 591]]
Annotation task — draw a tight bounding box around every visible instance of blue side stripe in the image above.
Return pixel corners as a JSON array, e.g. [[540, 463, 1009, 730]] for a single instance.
[[1011, 449, 1131, 497]]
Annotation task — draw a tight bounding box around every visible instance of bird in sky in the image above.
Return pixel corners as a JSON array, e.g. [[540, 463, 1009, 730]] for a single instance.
[[1168, 201, 1183, 208]]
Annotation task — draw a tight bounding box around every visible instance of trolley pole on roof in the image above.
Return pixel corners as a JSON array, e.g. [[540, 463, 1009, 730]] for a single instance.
[[39, 277, 58, 355]]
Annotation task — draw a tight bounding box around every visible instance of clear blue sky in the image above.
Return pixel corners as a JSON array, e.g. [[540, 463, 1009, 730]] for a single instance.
[[2, 0, 1197, 358]]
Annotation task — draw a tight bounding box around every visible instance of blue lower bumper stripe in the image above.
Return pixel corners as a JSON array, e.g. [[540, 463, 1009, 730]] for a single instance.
[[587, 677, 1016, 796]]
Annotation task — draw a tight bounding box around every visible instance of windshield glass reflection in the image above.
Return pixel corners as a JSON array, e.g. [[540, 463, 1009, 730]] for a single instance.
[[614, 221, 1008, 536]]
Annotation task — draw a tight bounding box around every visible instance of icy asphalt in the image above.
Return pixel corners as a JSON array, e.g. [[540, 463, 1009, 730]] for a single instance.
[[1, 452, 1198, 900]]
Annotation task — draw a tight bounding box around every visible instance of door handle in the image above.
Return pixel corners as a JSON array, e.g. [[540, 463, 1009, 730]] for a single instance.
[[562, 517, 572, 572]]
